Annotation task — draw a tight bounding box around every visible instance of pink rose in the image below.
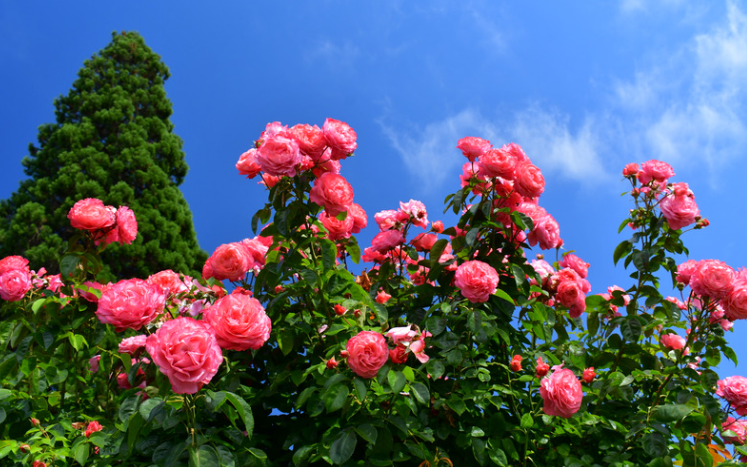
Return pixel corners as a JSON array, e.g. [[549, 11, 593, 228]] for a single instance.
[[411, 233, 438, 252], [78, 281, 106, 303], [717, 376, 747, 415], [660, 333, 687, 352], [479, 147, 517, 179], [320, 211, 355, 241], [556, 278, 587, 318], [540, 368, 583, 418], [371, 230, 405, 254], [115, 206, 138, 244], [676, 259, 699, 285], [456, 136, 492, 161], [96, 279, 166, 332], [348, 203, 368, 233], [582, 367, 596, 384], [68, 198, 116, 231], [147, 270, 189, 296], [85, 421, 103, 438], [454, 260, 499, 303], [89, 355, 101, 373], [203, 292, 271, 351], [256, 134, 302, 177], [322, 118, 357, 160], [205, 243, 253, 282], [374, 210, 409, 231], [288, 124, 327, 161], [399, 199, 428, 229], [376, 291, 392, 304], [726, 273, 747, 320], [531, 259, 555, 280], [514, 161, 545, 199], [527, 213, 562, 250], [236, 148, 262, 178], [559, 254, 590, 279], [240, 238, 269, 272], [119, 335, 148, 355], [723, 416, 747, 445], [536, 358, 550, 378], [510, 355, 523, 372], [0, 256, 29, 275], [690, 260, 735, 300], [432, 221, 444, 233], [638, 160, 674, 185], [622, 163, 640, 177], [660, 184, 699, 231], [346, 331, 389, 379], [146, 317, 223, 394], [309, 173, 354, 217], [0, 269, 32, 301]]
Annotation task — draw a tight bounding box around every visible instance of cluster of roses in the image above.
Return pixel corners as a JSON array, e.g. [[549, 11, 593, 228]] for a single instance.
[[716, 376, 747, 446], [676, 258, 747, 326], [0, 256, 34, 302], [457, 138, 562, 251], [202, 236, 271, 282], [67, 198, 138, 246], [623, 160, 705, 232], [530, 253, 592, 318]]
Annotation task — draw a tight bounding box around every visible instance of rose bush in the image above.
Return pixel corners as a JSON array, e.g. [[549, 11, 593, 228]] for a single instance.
[[1, 118, 747, 467]]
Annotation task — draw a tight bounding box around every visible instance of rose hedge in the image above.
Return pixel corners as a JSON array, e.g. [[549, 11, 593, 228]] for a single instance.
[[0, 119, 745, 466]]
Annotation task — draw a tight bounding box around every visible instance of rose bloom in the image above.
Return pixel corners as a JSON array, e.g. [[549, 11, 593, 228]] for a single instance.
[[540, 368, 583, 418], [622, 162, 640, 177], [676, 259, 699, 285], [726, 273, 747, 320], [0, 269, 32, 301], [96, 279, 166, 332], [241, 237, 269, 272], [288, 123, 327, 161], [256, 133, 302, 177], [146, 317, 223, 394], [148, 270, 189, 296], [376, 290, 392, 304], [456, 136, 492, 161], [236, 148, 262, 178], [454, 260, 499, 303], [527, 214, 562, 251], [479, 147, 517, 179], [0, 255, 29, 275], [348, 203, 368, 233], [115, 206, 138, 244], [559, 254, 590, 279], [346, 331, 389, 379], [374, 209, 409, 231], [119, 335, 148, 355], [556, 279, 587, 318], [85, 421, 103, 438], [718, 376, 747, 415], [399, 199, 429, 229], [309, 173, 354, 217], [319, 211, 355, 241], [89, 355, 101, 373], [411, 233, 438, 252], [68, 198, 116, 231], [660, 333, 687, 351], [690, 259, 735, 300], [660, 185, 699, 231], [510, 355, 523, 372], [205, 243, 253, 282], [371, 230, 405, 254], [582, 367, 596, 384], [514, 161, 545, 199], [322, 118, 357, 160], [536, 358, 550, 378], [723, 416, 747, 445], [638, 160, 675, 185], [203, 292, 272, 351], [32, 462, 46, 467], [431, 221, 444, 233]]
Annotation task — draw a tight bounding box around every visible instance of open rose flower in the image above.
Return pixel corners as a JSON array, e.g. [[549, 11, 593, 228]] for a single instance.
[[514, 161, 545, 199], [115, 206, 138, 244], [717, 376, 747, 415], [96, 279, 165, 332], [723, 416, 747, 445], [203, 291, 271, 351], [68, 198, 116, 231], [0, 269, 32, 301], [85, 421, 103, 438], [204, 243, 253, 282], [146, 317, 223, 394], [309, 173, 354, 217], [346, 331, 389, 379], [454, 260, 499, 303], [456, 136, 491, 161], [119, 335, 148, 355], [690, 260, 735, 300], [236, 148, 262, 178], [256, 133, 302, 177], [540, 368, 583, 418], [638, 160, 674, 185], [0, 256, 29, 275], [322, 118, 357, 160]]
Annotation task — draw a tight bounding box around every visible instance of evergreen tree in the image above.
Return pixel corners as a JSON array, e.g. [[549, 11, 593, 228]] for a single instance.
[[0, 31, 207, 280]]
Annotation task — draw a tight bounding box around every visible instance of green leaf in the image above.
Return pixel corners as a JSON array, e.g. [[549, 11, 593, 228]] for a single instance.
[[189, 445, 220, 467], [511, 264, 525, 287], [651, 404, 694, 422], [621, 317, 642, 342], [320, 239, 337, 271], [73, 442, 89, 466], [613, 240, 633, 266], [353, 378, 367, 401], [324, 385, 349, 412], [489, 447, 508, 466], [278, 330, 294, 356], [388, 371, 406, 393], [355, 424, 378, 444], [139, 397, 164, 422], [329, 431, 357, 465], [642, 432, 667, 457], [60, 255, 81, 279], [347, 239, 361, 264], [293, 446, 314, 466], [520, 413, 534, 428], [449, 396, 467, 415], [225, 392, 254, 439], [247, 448, 267, 460], [411, 383, 430, 405], [426, 360, 445, 380]]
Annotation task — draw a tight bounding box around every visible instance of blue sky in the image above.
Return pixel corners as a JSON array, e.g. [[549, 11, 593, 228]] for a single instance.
[[2, 1, 747, 375]]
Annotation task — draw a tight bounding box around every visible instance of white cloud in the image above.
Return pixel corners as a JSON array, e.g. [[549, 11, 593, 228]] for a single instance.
[[306, 40, 359, 72]]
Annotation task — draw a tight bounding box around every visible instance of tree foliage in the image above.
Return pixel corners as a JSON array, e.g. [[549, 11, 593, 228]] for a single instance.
[[0, 31, 206, 280]]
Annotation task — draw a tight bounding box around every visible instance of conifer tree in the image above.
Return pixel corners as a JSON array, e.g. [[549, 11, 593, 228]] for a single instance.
[[0, 31, 207, 280]]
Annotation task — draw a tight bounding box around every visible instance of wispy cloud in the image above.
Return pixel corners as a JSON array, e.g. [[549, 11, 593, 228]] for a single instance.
[[306, 40, 359, 72]]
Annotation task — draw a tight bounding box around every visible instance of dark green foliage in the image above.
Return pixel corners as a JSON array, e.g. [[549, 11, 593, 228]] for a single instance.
[[0, 31, 207, 280]]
